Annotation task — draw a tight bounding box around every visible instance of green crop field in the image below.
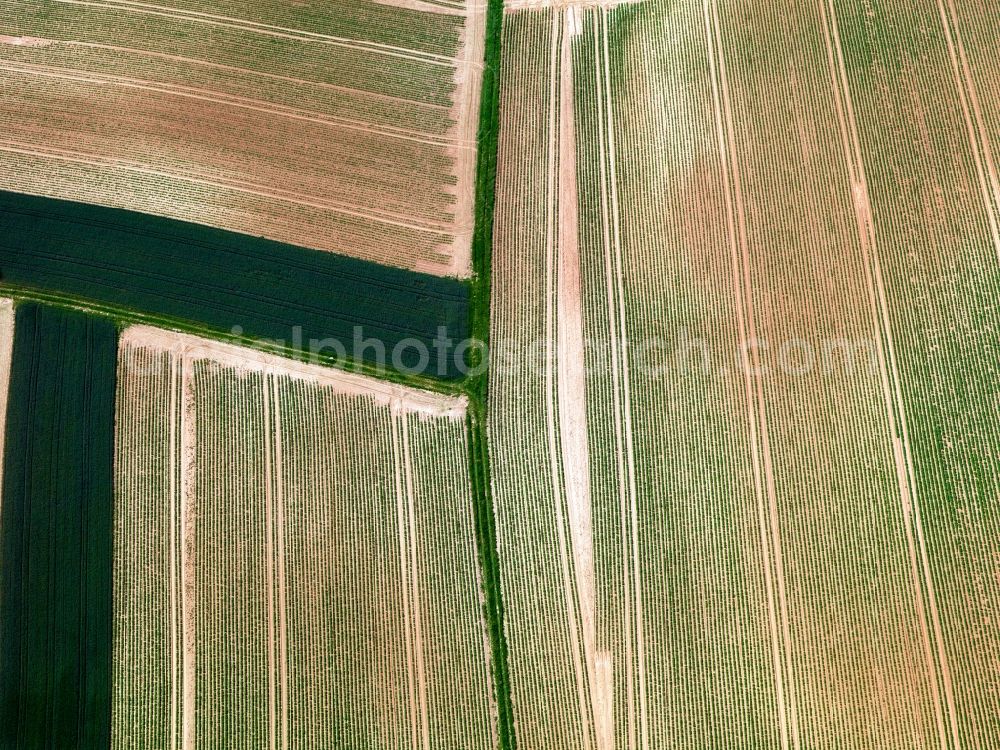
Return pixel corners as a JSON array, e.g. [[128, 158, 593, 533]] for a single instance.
[[488, 2, 1000, 748], [0, 190, 471, 380], [0, 302, 118, 748]]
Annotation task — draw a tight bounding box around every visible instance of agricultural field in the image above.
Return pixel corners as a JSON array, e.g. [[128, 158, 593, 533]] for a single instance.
[[0, 0, 997, 747], [0, 190, 471, 379], [0, 302, 118, 748], [0, 0, 487, 276], [489, 2, 999, 749], [112, 326, 497, 749]]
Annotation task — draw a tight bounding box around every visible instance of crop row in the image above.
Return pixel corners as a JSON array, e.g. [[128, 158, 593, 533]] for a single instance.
[[113, 329, 497, 749], [1, 0, 486, 275]]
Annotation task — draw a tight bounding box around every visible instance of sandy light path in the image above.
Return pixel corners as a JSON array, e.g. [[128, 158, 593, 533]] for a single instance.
[[556, 10, 615, 750], [179, 354, 197, 750], [168, 355, 180, 750], [442, 0, 489, 276], [819, 3, 960, 746], [118, 328, 467, 419], [0, 300, 14, 527], [541, 11, 593, 749], [703, 3, 797, 748], [0, 35, 54, 47]]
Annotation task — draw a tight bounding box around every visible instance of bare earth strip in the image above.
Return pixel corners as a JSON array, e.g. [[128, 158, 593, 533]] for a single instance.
[[179, 355, 196, 750], [0, 299, 13, 513], [556, 11, 615, 750], [541, 12, 594, 749]]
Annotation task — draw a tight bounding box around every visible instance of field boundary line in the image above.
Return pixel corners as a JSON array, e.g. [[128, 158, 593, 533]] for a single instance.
[[0, 287, 465, 398], [819, 4, 961, 747], [461, 0, 526, 742], [120, 326, 466, 416], [462, 0, 516, 724]]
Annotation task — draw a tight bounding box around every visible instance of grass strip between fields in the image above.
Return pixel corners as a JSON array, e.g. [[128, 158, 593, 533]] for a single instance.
[[465, 0, 518, 748], [0, 302, 117, 748]]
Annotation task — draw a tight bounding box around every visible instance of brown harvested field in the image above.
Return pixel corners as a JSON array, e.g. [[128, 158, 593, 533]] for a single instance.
[[0, 0, 486, 276]]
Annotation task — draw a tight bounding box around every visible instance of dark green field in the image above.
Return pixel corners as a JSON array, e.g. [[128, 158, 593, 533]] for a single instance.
[[0, 191, 471, 380], [0, 303, 118, 748]]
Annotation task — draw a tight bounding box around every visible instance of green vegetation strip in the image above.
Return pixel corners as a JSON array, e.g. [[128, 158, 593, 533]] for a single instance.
[[466, 0, 517, 748], [0, 190, 471, 380], [0, 302, 118, 748]]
